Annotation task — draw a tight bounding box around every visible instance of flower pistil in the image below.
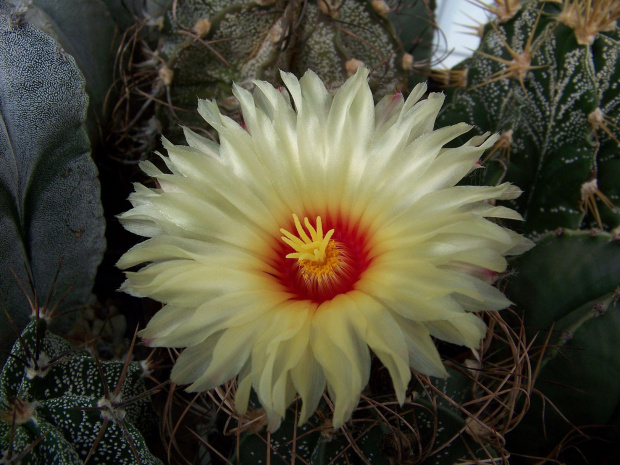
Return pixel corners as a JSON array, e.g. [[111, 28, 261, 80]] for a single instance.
[[279, 214, 366, 302]]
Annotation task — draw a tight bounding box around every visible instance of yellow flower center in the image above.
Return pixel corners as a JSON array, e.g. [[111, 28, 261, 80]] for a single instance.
[[280, 215, 340, 280]]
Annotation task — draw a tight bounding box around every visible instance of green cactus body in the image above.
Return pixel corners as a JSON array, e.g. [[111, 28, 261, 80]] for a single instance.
[[504, 229, 620, 460], [435, 0, 620, 235], [0, 318, 161, 464], [151, 0, 428, 138], [0, 1, 106, 358]]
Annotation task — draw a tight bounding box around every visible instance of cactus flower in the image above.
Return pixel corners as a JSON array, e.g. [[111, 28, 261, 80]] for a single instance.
[[117, 68, 533, 431]]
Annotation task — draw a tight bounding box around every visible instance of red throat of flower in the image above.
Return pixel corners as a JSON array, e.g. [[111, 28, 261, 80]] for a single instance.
[[274, 214, 371, 304]]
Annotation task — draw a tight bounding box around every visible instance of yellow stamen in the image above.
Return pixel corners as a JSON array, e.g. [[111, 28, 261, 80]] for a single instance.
[[280, 215, 340, 280]]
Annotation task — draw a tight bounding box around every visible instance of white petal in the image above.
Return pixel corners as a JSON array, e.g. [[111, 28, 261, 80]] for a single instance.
[[153, 290, 288, 347], [350, 294, 411, 404], [137, 304, 195, 342], [168, 331, 221, 385], [235, 361, 253, 415], [291, 347, 326, 426], [182, 127, 220, 158], [425, 313, 487, 349], [121, 260, 272, 307], [251, 303, 313, 424], [116, 235, 265, 270], [391, 315, 448, 378], [311, 294, 370, 428], [178, 322, 264, 391]]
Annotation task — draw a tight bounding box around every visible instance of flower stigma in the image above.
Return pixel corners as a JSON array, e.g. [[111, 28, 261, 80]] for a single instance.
[[280, 214, 339, 280], [278, 214, 366, 303]]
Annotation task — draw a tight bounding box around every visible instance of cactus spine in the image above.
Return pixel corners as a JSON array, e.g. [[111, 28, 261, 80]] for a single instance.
[[435, 0, 620, 235]]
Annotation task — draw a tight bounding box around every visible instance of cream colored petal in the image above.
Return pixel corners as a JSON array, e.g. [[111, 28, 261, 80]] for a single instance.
[[448, 271, 513, 311], [297, 69, 332, 121], [504, 231, 535, 255], [399, 238, 509, 271], [376, 86, 438, 147], [162, 138, 281, 233], [168, 331, 221, 385], [425, 313, 487, 349], [360, 123, 472, 220], [311, 294, 370, 428], [350, 294, 411, 404], [359, 282, 467, 323], [394, 184, 522, 221], [467, 204, 524, 221], [117, 213, 164, 238], [124, 250, 282, 300], [119, 191, 271, 252], [137, 304, 195, 342], [362, 261, 473, 301], [197, 99, 282, 207], [116, 235, 268, 270], [180, 322, 265, 391], [279, 69, 331, 205], [325, 66, 374, 179], [368, 184, 522, 242], [434, 216, 519, 246], [377, 213, 521, 258], [233, 84, 304, 213], [253, 80, 304, 190], [402, 82, 427, 110], [152, 290, 288, 348], [404, 91, 445, 143], [374, 92, 404, 135], [251, 302, 313, 424], [235, 360, 253, 416], [413, 141, 494, 194], [279, 70, 303, 110], [290, 346, 326, 426], [361, 260, 510, 315], [391, 314, 448, 378], [336, 67, 419, 216], [182, 127, 220, 158]]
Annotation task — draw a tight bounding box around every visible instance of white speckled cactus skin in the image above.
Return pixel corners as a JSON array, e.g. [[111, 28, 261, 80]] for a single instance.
[[153, 0, 428, 137], [435, 0, 620, 235], [0, 318, 161, 464]]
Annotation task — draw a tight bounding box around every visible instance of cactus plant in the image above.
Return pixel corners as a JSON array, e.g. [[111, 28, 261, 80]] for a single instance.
[[0, 303, 162, 464], [7, 0, 120, 146], [435, 0, 620, 235], [110, 0, 436, 151], [0, 1, 105, 356], [502, 229, 620, 462], [431, 2, 620, 460], [5, 0, 174, 148]]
